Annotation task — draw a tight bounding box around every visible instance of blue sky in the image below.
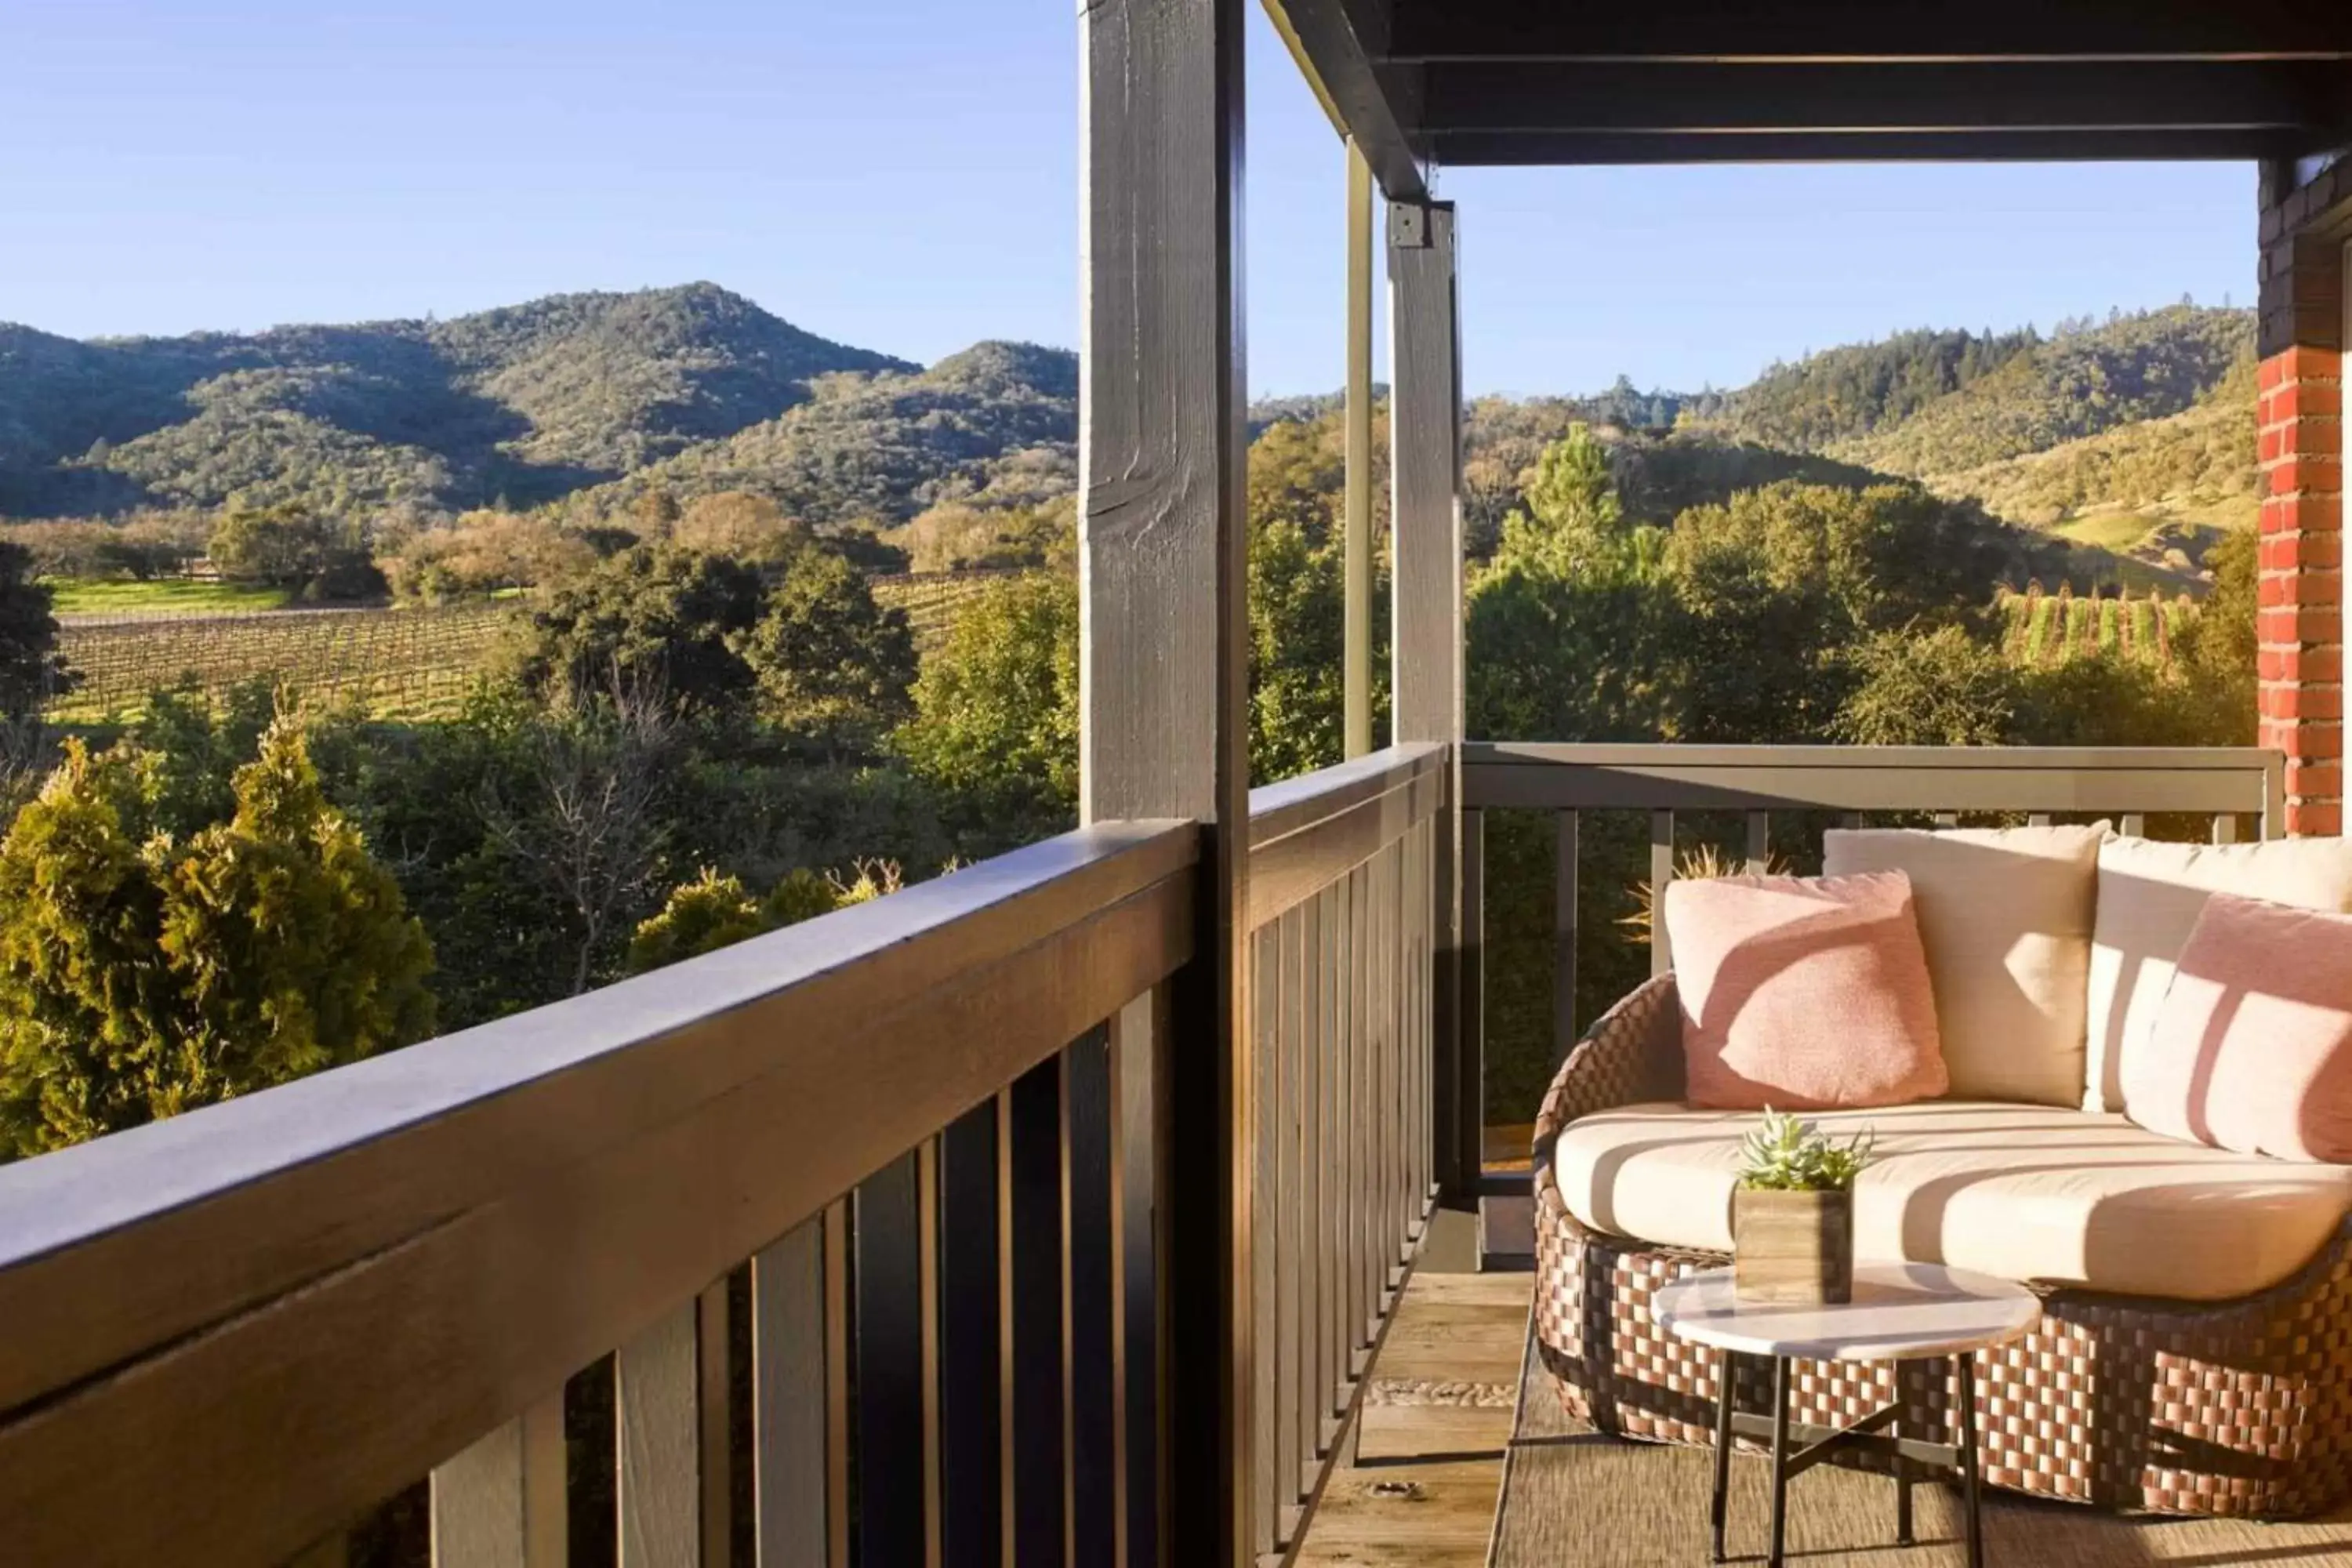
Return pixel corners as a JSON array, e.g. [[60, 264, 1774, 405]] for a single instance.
[[1, 0, 2258, 397]]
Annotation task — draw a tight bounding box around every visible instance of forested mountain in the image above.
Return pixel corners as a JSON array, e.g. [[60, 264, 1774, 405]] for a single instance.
[[0, 285, 910, 523], [1, 288, 2256, 593], [1832, 307, 2252, 477], [1722, 326, 2042, 452], [552, 339, 1080, 529]]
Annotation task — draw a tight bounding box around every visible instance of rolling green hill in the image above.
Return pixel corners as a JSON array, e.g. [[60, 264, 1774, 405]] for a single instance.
[[2, 287, 2259, 601], [1701, 305, 2256, 586], [0, 284, 912, 524], [551, 339, 1080, 530]]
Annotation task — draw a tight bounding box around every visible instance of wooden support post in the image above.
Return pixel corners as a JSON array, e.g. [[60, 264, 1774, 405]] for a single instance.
[[1344, 140, 1376, 760], [1390, 197, 1468, 1199], [1080, 0, 1250, 1562]]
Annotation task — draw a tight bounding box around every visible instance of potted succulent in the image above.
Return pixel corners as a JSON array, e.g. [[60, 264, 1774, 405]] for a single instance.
[[1733, 1109, 1875, 1305]]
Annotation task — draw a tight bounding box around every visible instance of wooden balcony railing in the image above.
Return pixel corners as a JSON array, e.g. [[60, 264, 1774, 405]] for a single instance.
[[1457, 742, 2285, 1171], [0, 743, 1445, 1567]]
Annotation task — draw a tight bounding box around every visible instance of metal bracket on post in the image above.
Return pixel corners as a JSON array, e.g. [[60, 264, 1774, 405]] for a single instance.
[[1387, 200, 1430, 250]]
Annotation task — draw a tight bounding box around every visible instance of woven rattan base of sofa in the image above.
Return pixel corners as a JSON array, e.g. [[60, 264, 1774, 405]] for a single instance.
[[1530, 1190, 2352, 1520]]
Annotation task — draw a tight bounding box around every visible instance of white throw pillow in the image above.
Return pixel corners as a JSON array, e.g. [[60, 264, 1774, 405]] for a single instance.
[[1824, 822, 2106, 1106], [2086, 835, 2352, 1114]]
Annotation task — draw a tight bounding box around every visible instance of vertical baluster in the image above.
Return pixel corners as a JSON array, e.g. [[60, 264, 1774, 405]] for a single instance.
[[1007, 1058, 1066, 1563], [430, 1392, 568, 1568], [1404, 822, 1425, 1240], [855, 1153, 926, 1567], [1370, 844, 1392, 1323], [1650, 810, 1676, 978], [2121, 812, 2147, 838], [937, 1105, 1003, 1568], [1249, 926, 1279, 1557], [2027, 813, 2053, 828], [1745, 810, 1770, 874], [1320, 880, 1346, 1430], [1554, 809, 1580, 1064], [1841, 811, 1864, 831], [1933, 811, 1961, 829], [618, 1301, 700, 1567], [1349, 860, 1373, 1371], [823, 1203, 850, 1568], [1459, 808, 1486, 1205], [1275, 910, 1304, 1537], [1294, 901, 1322, 1496], [919, 1145, 942, 1568], [2212, 813, 2239, 845], [699, 1280, 732, 1565], [1374, 832, 1392, 1288], [1411, 822, 1430, 1213], [1112, 991, 1160, 1568], [1065, 1030, 1119, 1566], [751, 1215, 833, 1568]]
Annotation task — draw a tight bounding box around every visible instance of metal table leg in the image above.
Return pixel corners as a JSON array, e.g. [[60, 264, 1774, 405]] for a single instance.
[[1711, 1348, 1737, 1563], [1959, 1352, 1984, 1568], [1767, 1356, 1791, 1568], [1895, 1472, 1913, 1547]]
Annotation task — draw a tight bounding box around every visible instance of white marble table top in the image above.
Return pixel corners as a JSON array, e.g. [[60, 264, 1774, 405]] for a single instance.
[[1652, 1262, 2042, 1363]]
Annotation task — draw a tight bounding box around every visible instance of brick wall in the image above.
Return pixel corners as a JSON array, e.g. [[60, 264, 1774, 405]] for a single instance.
[[2257, 159, 2347, 837]]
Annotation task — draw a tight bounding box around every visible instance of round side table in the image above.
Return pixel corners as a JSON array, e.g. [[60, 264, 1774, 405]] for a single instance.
[[1653, 1261, 2041, 1568]]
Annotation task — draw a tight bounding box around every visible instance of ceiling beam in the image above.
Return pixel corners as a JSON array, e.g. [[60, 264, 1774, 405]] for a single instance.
[[1261, 0, 1428, 201], [1423, 59, 2352, 136], [1426, 128, 2315, 165], [1387, 1, 2352, 64]]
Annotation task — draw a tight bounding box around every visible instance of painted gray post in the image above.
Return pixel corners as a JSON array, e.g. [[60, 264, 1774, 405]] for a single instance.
[[1388, 198, 1469, 1197], [1344, 141, 1376, 760], [1080, 0, 1251, 1559]]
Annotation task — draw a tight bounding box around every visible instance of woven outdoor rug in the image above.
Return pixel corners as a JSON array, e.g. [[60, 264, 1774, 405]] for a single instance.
[[1490, 1328, 2352, 1566]]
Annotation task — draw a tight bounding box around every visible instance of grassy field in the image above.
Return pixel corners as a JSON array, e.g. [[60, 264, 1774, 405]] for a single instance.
[[48, 579, 292, 616]]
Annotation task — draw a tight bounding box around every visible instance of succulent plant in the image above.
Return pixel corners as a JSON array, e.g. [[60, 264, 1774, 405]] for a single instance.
[[1736, 1108, 1875, 1193]]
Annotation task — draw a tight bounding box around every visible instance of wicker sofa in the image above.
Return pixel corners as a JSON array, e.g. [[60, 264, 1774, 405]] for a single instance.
[[1532, 972, 2352, 1519]]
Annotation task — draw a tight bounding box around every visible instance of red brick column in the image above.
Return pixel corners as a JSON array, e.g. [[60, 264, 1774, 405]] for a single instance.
[[2257, 165, 2347, 837]]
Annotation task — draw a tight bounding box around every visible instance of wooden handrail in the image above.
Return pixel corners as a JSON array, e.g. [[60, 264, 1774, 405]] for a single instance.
[[1463, 741, 2283, 825], [1247, 742, 1446, 927], [0, 818, 1197, 1566]]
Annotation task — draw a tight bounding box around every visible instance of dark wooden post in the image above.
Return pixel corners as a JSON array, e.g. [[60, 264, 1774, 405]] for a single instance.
[[1080, 0, 1251, 1562], [1388, 199, 1470, 1200]]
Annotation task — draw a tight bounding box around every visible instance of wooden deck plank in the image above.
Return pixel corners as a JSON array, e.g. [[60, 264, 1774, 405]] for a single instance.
[[1294, 1266, 1531, 1567]]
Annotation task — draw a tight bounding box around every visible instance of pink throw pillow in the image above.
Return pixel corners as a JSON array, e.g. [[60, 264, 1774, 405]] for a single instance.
[[1663, 870, 1947, 1111], [2125, 893, 2352, 1163]]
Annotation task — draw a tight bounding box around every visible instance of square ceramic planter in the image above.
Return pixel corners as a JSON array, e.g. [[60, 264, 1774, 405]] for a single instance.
[[1733, 1187, 1853, 1305]]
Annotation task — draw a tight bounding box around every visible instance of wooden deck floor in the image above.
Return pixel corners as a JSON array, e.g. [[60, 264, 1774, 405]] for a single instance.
[[1294, 1260, 1532, 1566]]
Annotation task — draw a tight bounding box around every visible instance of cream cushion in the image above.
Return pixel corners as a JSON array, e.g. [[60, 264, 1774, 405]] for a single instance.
[[1548, 1099, 2352, 1301], [1825, 823, 2104, 1106], [2086, 836, 2352, 1114]]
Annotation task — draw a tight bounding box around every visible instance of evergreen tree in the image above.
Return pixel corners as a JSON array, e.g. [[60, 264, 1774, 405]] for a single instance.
[[0, 541, 68, 717], [0, 718, 434, 1156]]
